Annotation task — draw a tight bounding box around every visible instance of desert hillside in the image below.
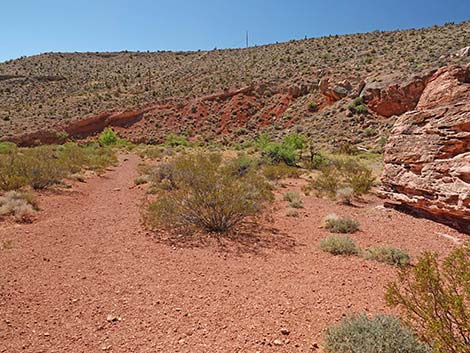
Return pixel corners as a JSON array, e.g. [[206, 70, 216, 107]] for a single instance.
[[1, 21, 469, 146]]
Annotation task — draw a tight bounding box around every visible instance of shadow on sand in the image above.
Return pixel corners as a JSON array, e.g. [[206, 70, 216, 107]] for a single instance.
[[146, 220, 299, 256]]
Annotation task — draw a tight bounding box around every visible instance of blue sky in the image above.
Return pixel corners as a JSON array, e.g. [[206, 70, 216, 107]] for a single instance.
[[1, 0, 469, 62]]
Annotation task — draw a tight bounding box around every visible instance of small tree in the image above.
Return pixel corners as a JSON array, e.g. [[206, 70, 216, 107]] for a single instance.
[[385, 243, 470, 353], [99, 128, 118, 145]]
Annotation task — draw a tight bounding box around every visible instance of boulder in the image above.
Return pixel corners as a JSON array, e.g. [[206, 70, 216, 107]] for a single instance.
[[381, 65, 470, 233], [361, 72, 433, 117]]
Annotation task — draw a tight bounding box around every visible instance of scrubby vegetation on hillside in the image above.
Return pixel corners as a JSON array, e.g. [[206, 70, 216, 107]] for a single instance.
[[1, 22, 469, 145]]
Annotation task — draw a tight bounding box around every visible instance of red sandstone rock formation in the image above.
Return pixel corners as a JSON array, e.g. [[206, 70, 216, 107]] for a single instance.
[[361, 73, 433, 117], [381, 65, 470, 233]]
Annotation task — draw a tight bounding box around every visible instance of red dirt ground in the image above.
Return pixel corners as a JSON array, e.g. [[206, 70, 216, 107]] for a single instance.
[[0, 154, 467, 352]]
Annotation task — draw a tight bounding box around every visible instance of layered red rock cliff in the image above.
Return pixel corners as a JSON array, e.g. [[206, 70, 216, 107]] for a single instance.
[[381, 65, 470, 233]]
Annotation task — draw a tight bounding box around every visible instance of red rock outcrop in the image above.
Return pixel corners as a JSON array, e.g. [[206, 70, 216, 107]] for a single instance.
[[361, 72, 434, 117], [381, 65, 470, 233]]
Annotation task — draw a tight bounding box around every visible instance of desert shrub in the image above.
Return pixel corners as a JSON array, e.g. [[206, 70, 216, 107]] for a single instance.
[[319, 235, 359, 256], [261, 133, 306, 166], [0, 142, 17, 154], [146, 153, 273, 233], [0, 144, 116, 191], [346, 167, 375, 195], [336, 187, 354, 205], [283, 191, 303, 208], [283, 133, 306, 150], [0, 191, 38, 221], [225, 153, 258, 177], [263, 142, 297, 166], [324, 214, 359, 233], [255, 133, 271, 150], [305, 153, 328, 170], [348, 97, 368, 115], [99, 128, 118, 146], [286, 209, 299, 217], [313, 167, 341, 197], [385, 244, 470, 353], [313, 157, 374, 197], [337, 142, 359, 155], [137, 145, 164, 159], [365, 246, 411, 266], [165, 133, 189, 147], [262, 163, 302, 180], [308, 101, 318, 112], [324, 314, 430, 353]]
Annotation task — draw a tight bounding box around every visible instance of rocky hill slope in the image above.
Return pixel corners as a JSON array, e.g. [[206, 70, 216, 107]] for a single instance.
[[1, 21, 469, 146]]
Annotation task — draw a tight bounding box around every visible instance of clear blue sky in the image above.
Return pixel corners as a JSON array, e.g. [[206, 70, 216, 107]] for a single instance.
[[1, 0, 469, 62]]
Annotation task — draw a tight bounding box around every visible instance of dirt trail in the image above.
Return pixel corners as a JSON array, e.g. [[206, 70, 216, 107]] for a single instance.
[[0, 155, 466, 353]]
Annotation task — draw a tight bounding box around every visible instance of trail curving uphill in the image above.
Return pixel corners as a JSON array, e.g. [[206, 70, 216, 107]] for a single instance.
[[0, 154, 465, 352]]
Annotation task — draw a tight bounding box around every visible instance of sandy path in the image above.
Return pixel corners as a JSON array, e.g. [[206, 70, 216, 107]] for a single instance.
[[0, 155, 466, 353]]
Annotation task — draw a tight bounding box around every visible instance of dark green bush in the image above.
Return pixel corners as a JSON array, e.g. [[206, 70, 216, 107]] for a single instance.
[[324, 314, 430, 353]]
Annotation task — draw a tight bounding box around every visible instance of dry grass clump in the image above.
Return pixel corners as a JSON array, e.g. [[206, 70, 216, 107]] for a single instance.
[[319, 235, 359, 256], [146, 153, 273, 233], [364, 246, 411, 266], [283, 191, 304, 208], [313, 156, 375, 200], [323, 214, 360, 234], [324, 314, 430, 353], [0, 191, 38, 222]]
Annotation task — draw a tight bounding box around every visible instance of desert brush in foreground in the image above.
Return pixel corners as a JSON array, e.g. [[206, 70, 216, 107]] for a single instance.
[[145, 153, 273, 233]]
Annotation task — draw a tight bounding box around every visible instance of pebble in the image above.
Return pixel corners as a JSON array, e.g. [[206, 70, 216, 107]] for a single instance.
[[280, 328, 290, 335], [273, 339, 283, 346]]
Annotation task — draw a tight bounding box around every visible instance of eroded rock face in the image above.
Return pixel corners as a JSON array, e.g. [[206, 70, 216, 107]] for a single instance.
[[361, 73, 433, 117], [381, 65, 470, 233]]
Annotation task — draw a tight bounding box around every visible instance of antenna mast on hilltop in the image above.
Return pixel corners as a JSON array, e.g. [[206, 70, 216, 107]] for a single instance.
[[246, 31, 249, 48]]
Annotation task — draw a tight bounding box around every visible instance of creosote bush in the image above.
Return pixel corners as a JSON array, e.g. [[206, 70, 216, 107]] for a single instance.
[[386, 243, 470, 353], [146, 153, 273, 233], [324, 214, 359, 233], [0, 142, 116, 191], [319, 235, 359, 256], [365, 246, 411, 266], [324, 314, 430, 353]]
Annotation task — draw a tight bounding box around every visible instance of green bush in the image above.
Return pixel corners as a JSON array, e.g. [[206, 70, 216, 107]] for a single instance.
[[0, 143, 116, 191], [283, 133, 306, 150], [319, 235, 359, 256], [165, 133, 189, 147], [225, 153, 258, 177], [365, 246, 411, 266], [263, 142, 297, 166], [146, 153, 273, 233], [0, 142, 17, 154], [346, 167, 375, 195], [324, 214, 359, 233], [386, 243, 470, 353], [99, 128, 118, 146], [324, 314, 430, 353]]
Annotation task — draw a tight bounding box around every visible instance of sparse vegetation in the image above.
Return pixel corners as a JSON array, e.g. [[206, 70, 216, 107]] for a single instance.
[[386, 244, 470, 353], [324, 214, 360, 233], [0, 143, 116, 191], [364, 246, 411, 266], [0, 191, 38, 222], [324, 314, 430, 353], [320, 235, 359, 256], [99, 128, 118, 146]]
